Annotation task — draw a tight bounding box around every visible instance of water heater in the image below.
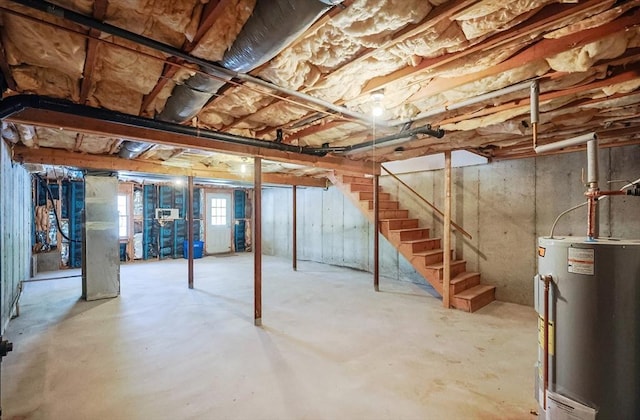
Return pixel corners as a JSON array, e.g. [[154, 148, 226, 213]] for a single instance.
[[535, 237, 640, 419]]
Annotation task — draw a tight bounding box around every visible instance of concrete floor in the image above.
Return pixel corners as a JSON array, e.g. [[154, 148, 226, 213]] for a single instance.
[[2, 254, 538, 419]]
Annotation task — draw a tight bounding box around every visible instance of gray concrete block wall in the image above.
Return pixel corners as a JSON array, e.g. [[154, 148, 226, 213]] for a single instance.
[[261, 144, 640, 306]]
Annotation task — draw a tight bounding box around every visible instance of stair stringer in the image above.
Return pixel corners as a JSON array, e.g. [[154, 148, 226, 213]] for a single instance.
[[327, 171, 495, 312]]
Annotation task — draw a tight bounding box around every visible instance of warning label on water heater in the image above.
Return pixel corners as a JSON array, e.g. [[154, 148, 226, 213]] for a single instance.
[[568, 248, 595, 275]]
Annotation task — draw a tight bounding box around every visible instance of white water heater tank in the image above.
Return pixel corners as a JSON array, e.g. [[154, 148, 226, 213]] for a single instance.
[[535, 237, 640, 419]]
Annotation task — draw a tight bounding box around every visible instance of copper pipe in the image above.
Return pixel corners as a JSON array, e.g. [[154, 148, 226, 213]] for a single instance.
[[587, 194, 597, 240], [543, 275, 551, 410]]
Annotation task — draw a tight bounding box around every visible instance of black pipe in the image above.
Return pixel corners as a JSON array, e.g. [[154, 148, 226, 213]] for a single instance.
[[1, 95, 445, 156], [161, 0, 331, 124], [0, 95, 339, 156]]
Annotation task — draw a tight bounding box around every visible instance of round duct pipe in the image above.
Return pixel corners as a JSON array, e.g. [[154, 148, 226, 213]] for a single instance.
[[118, 140, 151, 159]]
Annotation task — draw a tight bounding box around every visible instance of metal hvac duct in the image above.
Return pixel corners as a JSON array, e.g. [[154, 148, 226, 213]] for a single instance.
[[160, 0, 336, 123], [149, 0, 337, 157]]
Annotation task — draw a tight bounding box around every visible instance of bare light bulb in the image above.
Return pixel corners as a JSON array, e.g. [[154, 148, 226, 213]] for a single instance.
[[240, 163, 247, 173], [372, 105, 384, 117]]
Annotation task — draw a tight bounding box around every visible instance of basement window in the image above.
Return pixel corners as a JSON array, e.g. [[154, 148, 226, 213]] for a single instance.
[[210, 198, 227, 226], [118, 195, 129, 238]]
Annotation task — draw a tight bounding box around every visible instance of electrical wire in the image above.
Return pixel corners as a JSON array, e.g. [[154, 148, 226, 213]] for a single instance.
[[35, 174, 82, 243]]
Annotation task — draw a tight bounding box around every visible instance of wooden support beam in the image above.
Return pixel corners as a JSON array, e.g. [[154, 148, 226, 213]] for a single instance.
[[443, 151, 451, 308], [409, 11, 640, 103], [373, 174, 380, 292], [253, 157, 262, 327], [292, 185, 297, 271], [12, 145, 329, 187], [187, 175, 194, 289], [7, 108, 377, 175]]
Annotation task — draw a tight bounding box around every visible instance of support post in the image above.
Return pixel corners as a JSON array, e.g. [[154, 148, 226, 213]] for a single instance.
[[254, 157, 262, 326], [187, 175, 194, 289], [373, 174, 380, 292], [292, 185, 297, 271], [443, 151, 452, 308]]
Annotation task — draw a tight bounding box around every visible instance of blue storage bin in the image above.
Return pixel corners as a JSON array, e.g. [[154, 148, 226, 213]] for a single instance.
[[183, 240, 204, 259]]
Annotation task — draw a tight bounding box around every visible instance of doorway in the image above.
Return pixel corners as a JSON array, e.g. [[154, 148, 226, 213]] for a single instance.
[[205, 192, 232, 254]]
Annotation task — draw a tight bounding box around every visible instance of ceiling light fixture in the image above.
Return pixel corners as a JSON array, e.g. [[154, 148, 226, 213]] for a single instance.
[[371, 91, 385, 117]]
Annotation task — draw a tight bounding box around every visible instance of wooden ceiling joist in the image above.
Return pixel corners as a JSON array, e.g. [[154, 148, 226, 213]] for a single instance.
[[184, 0, 230, 52], [13, 145, 328, 187], [0, 41, 17, 91], [363, 0, 621, 96], [436, 68, 640, 126], [6, 108, 377, 174], [79, 0, 108, 104], [408, 10, 640, 103]]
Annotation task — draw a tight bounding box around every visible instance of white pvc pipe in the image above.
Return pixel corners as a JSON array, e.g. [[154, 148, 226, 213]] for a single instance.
[[533, 132, 597, 154], [587, 137, 599, 185], [392, 79, 535, 126], [530, 81, 539, 124]]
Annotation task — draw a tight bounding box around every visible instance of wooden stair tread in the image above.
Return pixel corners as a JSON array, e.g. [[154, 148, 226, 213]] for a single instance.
[[413, 249, 444, 256], [449, 271, 480, 284], [390, 227, 428, 234], [425, 260, 466, 270], [450, 271, 481, 285], [454, 284, 495, 299], [401, 238, 438, 244]]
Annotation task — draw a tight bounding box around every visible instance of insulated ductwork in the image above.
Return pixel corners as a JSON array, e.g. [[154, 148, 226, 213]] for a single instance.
[[141, 0, 338, 159], [160, 0, 336, 124], [118, 140, 152, 159]]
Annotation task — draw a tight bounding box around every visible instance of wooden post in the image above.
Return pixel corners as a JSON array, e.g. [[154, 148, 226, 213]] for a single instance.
[[187, 175, 194, 289], [254, 157, 262, 326], [292, 185, 297, 271], [373, 174, 380, 292], [443, 151, 452, 308]]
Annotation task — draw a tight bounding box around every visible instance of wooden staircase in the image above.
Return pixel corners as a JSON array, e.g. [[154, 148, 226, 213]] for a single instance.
[[329, 172, 495, 312]]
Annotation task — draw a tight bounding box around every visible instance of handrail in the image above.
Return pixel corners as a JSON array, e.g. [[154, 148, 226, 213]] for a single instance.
[[381, 166, 473, 240]]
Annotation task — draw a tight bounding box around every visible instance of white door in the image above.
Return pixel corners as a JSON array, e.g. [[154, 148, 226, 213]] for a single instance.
[[205, 192, 232, 254]]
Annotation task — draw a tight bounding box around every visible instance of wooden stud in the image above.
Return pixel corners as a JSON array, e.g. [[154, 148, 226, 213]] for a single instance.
[[443, 151, 452, 309], [253, 157, 262, 326]]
